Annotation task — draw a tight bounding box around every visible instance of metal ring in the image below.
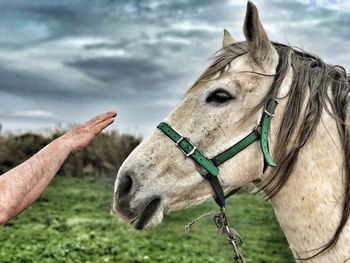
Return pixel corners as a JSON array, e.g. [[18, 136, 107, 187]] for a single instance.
[[271, 97, 279, 104], [263, 98, 279, 117], [186, 146, 197, 157], [264, 109, 275, 117]]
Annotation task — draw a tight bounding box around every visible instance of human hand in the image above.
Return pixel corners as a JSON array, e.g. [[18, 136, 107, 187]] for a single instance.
[[59, 111, 117, 153]]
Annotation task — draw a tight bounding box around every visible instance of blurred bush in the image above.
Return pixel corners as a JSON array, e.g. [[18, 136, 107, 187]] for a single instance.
[[0, 131, 141, 177]]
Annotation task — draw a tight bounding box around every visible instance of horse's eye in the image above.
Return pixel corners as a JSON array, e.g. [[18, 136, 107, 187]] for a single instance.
[[206, 89, 234, 104]]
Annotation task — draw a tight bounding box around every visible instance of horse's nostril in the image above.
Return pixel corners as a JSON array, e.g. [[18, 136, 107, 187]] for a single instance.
[[117, 173, 133, 199]]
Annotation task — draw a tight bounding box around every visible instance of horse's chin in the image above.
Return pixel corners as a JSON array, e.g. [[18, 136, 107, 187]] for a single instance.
[[133, 210, 164, 230], [130, 198, 164, 230]]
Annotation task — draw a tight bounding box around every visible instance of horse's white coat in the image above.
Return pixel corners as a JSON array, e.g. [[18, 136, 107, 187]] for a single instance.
[[114, 2, 350, 262], [265, 58, 350, 262]]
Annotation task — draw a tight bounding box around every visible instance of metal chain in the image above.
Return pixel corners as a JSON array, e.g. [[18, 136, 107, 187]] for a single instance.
[[185, 208, 245, 263], [214, 208, 246, 263]]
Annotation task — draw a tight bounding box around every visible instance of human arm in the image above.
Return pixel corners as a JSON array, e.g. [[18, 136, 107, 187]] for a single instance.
[[0, 111, 117, 224]]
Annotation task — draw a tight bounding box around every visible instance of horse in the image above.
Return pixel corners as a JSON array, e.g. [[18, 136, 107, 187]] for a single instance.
[[113, 2, 350, 262]]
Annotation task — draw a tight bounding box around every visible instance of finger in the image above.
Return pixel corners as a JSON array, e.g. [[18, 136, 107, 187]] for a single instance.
[[84, 115, 102, 126], [93, 118, 115, 134], [90, 111, 117, 125], [92, 118, 115, 135], [85, 111, 117, 127]]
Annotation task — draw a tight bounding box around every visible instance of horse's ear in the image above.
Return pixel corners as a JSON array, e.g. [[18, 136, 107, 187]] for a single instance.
[[222, 29, 235, 48], [243, 1, 272, 63]]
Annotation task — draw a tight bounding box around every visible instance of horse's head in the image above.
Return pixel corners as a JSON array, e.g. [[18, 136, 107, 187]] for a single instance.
[[113, 2, 281, 229]]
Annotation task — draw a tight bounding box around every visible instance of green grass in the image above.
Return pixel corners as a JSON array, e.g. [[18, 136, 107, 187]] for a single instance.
[[0, 176, 294, 263]]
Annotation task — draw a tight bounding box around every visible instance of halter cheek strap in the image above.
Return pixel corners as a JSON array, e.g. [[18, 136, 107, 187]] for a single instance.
[[261, 98, 279, 167], [157, 97, 278, 208]]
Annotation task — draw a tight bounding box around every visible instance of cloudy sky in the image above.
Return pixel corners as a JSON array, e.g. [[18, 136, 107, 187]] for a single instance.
[[0, 0, 349, 136]]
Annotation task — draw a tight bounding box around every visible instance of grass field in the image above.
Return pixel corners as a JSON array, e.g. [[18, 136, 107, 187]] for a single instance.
[[0, 176, 294, 263]]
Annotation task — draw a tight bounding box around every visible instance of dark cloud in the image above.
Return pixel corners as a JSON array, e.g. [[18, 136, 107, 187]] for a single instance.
[[0, 0, 349, 134], [262, 0, 350, 38], [84, 42, 127, 50], [0, 64, 96, 100], [64, 56, 180, 98], [24, 5, 82, 20], [157, 29, 216, 40]]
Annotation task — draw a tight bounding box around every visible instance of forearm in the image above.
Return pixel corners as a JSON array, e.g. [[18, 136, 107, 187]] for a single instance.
[[0, 138, 71, 221], [0, 111, 116, 224]]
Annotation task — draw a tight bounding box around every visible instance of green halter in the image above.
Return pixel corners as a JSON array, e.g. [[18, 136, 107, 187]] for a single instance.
[[157, 97, 278, 208]]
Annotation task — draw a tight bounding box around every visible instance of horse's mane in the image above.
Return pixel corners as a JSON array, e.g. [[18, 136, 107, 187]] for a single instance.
[[196, 41, 350, 258]]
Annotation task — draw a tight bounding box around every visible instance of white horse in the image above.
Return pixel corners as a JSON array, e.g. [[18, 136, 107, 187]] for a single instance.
[[113, 2, 350, 262]]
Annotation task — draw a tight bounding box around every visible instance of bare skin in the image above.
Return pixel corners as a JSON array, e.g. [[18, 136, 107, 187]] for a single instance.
[[0, 111, 117, 224]]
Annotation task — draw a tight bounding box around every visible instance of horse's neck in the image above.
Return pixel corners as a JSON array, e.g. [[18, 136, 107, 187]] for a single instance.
[[264, 91, 350, 262]]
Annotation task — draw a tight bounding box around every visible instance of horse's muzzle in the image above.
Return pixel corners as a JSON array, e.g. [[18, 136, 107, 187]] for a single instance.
[[113, 170, 161, 230]]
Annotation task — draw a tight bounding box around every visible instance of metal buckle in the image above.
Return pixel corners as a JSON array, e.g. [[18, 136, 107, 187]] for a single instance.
[[263, 109, 275, 117], [264, 98, 279, 117], [271, 98, 280, 104], [175, 136, 185, 146], [175, 136, 197, 158]]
